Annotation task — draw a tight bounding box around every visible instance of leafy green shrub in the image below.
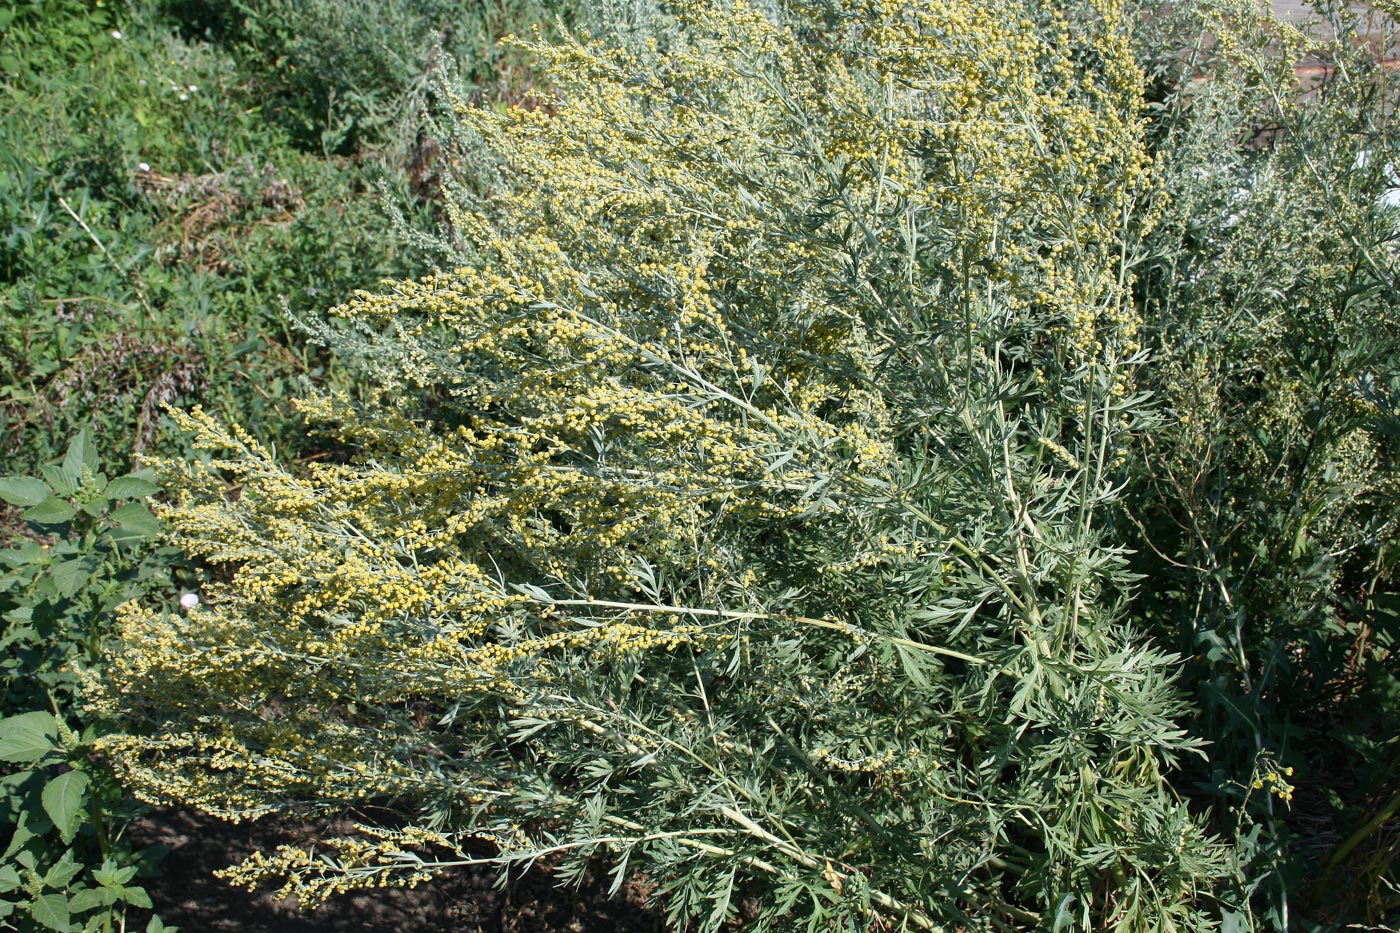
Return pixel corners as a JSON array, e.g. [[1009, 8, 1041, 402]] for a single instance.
[[0, 434, 181, 932], [0, 432, 172, 711], [1122, 0, 1400, 924], [95, 1, 1234, 930], [0, 710, 175, 933]]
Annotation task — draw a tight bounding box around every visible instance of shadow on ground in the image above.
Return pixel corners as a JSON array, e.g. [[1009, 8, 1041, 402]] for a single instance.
[[128, 808, 667, 933]]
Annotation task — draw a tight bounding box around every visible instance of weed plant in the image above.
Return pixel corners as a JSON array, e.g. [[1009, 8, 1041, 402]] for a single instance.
[[0, 434, 180, 932], [4, 0, 1393, 929], [94, 1, 1235, 929], [1124, 0, 1400, 925]]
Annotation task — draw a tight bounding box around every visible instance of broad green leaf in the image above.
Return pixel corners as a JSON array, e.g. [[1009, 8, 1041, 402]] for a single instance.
[[105, 476, 160, 500], [91, 861, 136, 889], [29, 892, 71, 932], [0, 477, 51, 507], [65, 887, 116, 913], [110, 502, 162, 538], [145, 914, 178, 933], [0, 768, 38, 802], [61, 431, 97, 484], [2, 606, 33, 625], [43, 850, 82, 889], [120, 886, 152, 909], [23, 497, 76, 525], [49, 558, 96, 599], [39, 465, 77, 497], [41, 772, 89, 845], [0, 712, 59, 763], [0, 866, 19, 894], [17, 540, 48, 563]]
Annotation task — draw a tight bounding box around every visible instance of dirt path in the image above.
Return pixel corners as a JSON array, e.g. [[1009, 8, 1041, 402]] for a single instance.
[[1269, 1, 1389, 47], [1270, 0, 1372, 23]]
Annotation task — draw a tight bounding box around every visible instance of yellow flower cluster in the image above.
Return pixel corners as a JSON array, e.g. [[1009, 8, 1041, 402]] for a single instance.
[[1250, 760, 1298, 805], [214, 824, 479, 908]]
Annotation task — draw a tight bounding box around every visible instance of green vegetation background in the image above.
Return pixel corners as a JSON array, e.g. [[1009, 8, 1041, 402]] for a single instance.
[[0, 0, 569, 929]]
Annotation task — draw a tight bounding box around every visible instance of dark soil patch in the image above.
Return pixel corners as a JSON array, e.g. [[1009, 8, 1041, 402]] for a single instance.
[[128, 808, 667, 933]]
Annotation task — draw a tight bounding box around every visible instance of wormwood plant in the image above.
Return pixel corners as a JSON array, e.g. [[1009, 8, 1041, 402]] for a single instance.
[[94, 1, 1229, 929], [1125, 0, 1400, 924], [162, 0, 575, 154]]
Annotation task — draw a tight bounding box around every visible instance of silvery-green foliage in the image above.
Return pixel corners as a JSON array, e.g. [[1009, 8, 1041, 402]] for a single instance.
[[1125, 0, 1400, 925], [99, 2, 1234, 930]]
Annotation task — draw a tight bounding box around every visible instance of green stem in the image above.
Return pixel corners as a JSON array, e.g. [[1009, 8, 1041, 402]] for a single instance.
[[1312, 785, 1400, 905], [537, 595, 987, 666]]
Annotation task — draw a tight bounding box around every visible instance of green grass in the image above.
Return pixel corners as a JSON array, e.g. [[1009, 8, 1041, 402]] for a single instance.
[[0, 0, 431, 474]]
